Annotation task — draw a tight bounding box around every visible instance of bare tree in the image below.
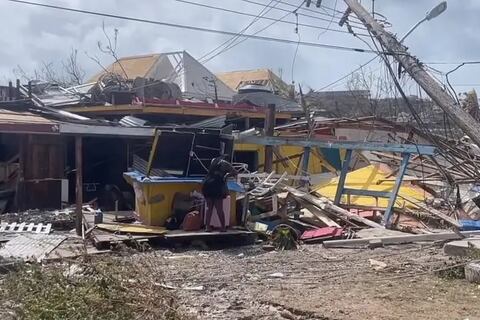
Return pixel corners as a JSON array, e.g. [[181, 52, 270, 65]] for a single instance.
[[96, 22, 128, 79], [62, 49, 86, 85], [13, 48, 86, 87]]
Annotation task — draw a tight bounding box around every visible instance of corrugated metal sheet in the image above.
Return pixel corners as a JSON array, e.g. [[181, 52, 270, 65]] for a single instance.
[[189, 115, 226, 129], [119, 116, 148, 127], [0, 234, 66, 262], [216, 69, 292, 97], [132, 154, 165, 176]]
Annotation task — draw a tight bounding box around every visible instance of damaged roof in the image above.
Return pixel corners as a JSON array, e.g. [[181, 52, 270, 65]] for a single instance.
[[0, 108, 59, 134], [216, 69, 292, 97], [89, 51, 236, 102]]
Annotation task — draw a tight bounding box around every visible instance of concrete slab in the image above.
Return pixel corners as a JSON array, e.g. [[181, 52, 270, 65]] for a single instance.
[[443, 238, 480, 257]]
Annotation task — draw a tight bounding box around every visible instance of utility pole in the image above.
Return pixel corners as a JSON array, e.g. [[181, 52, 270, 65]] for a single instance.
[[343, 0, 480, 147]]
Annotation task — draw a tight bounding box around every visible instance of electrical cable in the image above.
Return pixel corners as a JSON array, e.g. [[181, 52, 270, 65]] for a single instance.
[[198, 0, 279, 63], [445, 62, 480, 105], [137, 0, 283, 93], [316, 55, 379, 91], [172, 0, 366, 36], [199, 0, 283, 64], [316, 0, 338, 39], [4, 0, 385, 54], [291, 11, 301, 84], [236, 0, 367, 28], [426, 61, 480, 65], [284, 0, 365, 25], [368, 31, 461, 185]]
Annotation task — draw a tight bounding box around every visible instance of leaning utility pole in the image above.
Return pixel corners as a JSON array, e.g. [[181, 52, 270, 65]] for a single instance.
[[343, 0, 480, 147]]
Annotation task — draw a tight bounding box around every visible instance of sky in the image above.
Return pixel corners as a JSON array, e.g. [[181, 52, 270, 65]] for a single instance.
[[0, 0, 479, 93]]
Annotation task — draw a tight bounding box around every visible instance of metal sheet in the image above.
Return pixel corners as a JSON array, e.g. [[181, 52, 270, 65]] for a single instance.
[[239, 135, 436, 155], [0, 234, 66, 262]]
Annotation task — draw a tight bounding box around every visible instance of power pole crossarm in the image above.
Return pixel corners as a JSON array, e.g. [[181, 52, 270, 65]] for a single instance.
[[343, 0, 480, 147]]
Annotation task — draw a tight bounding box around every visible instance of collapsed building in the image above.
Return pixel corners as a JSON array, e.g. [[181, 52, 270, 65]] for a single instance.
[[0, 48, 479, 256]]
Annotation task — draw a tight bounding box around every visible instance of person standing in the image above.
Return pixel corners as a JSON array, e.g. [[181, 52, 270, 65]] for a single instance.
[[202, 156, 236, 232]]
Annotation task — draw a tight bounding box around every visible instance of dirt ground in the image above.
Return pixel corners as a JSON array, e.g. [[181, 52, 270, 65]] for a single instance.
[[148, 243, 480, 320]]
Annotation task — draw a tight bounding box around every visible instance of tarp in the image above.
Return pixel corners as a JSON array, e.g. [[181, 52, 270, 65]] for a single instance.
[[312, 164, 429, 209]]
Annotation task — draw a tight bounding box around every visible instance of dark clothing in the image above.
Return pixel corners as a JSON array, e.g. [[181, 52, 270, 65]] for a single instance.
[[202, 174, 228, 199], [201, 157, 235, 200]]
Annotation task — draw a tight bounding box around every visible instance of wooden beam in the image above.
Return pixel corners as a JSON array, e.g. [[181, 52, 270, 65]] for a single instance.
[[239, 136, 436, 155], [398, 194, 461, 229], [284, 186, 384, 228], [64, 104, 293, 119], [334, 149, 352, 205], [75, 136, 83, 236], [382, 153, 410, 228], [264, 104, 275, 172], [323, 230, 480, 248]]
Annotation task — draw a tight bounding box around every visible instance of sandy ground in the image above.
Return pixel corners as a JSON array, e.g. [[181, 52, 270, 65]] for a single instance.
[[150, 243, 480, 320]]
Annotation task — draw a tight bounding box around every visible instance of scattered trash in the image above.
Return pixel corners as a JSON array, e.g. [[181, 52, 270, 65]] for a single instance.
[[369, 259, 388, 271], [268, 272, 285, 278]]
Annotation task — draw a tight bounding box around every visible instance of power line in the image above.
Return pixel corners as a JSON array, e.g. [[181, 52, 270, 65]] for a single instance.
[[5, 0, 381, 54], [201, 0, 305, 64], [316, 0, 338, 39], [172, 0, 366, 36], [236, 0, 366, 28], [426, 61, 480, 65], [278, 0, 365, 26], [198, 0, 281, 64], [316, 55, 379, 91]]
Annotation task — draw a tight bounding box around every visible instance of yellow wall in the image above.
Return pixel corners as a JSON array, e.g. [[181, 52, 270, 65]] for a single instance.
[[235, 143, 336, 175], [312, 164, 429, 208], [128, 180, 237, 227]]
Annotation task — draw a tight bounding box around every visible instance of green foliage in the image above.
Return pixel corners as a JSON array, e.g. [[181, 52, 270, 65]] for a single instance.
[[272, 225, 298, 251], [0, 255, 189, 320]]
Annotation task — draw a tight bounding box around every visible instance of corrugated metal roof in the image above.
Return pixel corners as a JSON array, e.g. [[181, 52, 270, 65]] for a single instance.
[[216, 69, 291, 97], [189, 115, 226, 129], [0, 234, 66, 262], [119, 116, 148, 127]]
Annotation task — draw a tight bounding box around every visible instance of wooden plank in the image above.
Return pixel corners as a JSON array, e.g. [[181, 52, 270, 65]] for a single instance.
[[249, 210, 278, 222], [299, 204, 340, 228], [44, 224, 52, 234], [398, 195, 461, 228], [164, 229, 254, 238], [36, 223, 43, 233], [323, 230, 480, 248], [8, 222, 16, 232], [17, 222, 26, 232], [284, 186, 383, 229], [27, 223, 34, 232], [75, 136, 83, 236], [63, 104, 293, 120]]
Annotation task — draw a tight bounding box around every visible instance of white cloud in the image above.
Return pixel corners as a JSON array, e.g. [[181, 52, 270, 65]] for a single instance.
[[0, 0, 477, 91]]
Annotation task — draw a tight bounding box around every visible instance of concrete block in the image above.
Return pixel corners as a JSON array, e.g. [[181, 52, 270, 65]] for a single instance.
[[443, 239, 480, 257]]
